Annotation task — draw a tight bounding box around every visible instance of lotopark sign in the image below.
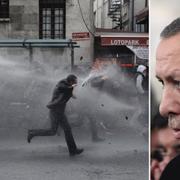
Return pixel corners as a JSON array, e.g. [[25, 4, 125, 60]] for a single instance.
[[101, 37, 148, 46]]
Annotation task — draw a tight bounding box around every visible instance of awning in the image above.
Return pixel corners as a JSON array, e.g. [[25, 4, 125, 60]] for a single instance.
[[126, 46, 148, 60]]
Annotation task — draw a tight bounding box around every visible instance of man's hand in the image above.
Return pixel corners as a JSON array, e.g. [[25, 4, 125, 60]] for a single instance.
[[72, 84, 77, 88], [151, 160, 162, 180]]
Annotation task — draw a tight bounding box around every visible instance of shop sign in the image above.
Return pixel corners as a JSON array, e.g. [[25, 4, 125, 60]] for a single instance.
[[72, 32, 90, 41], [101, 37, 148, 46]]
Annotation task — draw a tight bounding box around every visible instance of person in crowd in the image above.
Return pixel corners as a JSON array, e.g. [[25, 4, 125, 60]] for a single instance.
[[151, 113, 180, 180], [135, 64, 149, 134]]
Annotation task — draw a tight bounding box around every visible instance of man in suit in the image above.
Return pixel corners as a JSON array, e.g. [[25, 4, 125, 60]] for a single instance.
[[155, 17, 180, 179]]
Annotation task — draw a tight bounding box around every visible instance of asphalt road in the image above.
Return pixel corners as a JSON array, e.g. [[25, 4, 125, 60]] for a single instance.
[[0, 127, 148, 180]]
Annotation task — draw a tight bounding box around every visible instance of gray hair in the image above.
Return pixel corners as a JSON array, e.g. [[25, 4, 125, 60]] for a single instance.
[[160, 17, 180, 38]]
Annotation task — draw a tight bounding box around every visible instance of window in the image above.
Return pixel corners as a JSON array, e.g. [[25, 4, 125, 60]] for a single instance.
[[39, 0, 65, 39], [0, 0, 9, 19], [136, 23, 149, 33], [123, 0, 129, 4]]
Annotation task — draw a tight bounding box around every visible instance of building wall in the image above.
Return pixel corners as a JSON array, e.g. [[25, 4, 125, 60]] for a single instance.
[[66, 0, 93, 64], [93, 0, 147, 31], [0, 0, 93, 66], [93, 0, 102, 28], [93, 0, 112, 29], [134, 0, 146, 15], [133, 0, 147, 30], [0, 0, 38, 38]]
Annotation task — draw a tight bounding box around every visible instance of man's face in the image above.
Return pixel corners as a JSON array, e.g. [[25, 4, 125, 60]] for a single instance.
[[71, 78, 78, 86], [156, 33, 180, 139], [158, 128, 180, 171]]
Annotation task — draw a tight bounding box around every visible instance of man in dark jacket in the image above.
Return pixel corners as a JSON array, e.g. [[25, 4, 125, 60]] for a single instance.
[[27, 74, 83, 156]]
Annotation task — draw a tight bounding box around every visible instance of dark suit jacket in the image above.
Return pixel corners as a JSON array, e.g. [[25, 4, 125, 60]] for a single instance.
[[160, 154, 180, 180]]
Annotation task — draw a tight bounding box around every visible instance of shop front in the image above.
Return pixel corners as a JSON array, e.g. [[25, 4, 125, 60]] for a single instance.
[[94, 30, 149, 74]]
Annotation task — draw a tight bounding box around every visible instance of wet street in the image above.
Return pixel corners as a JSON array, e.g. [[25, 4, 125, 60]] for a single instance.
[[0, 61, 149, 180], [0, 127, 148, 180]]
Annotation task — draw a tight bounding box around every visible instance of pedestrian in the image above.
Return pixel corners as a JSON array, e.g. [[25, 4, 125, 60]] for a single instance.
[[27, 74, 83, 156], [135, 64, 148, 132], [136, 64, 148, 95], [155, 17, 180, 179]]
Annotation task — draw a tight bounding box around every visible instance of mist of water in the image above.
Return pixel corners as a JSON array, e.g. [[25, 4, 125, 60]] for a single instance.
[[0, 55, 148, 137], [72, 64, 143, 132]]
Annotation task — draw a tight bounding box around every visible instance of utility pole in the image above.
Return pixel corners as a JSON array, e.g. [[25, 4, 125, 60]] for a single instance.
[[129, 0, 134, 31], [145, 0, 148, 7], [90, 0, 95, 61], [119, 0, 122, 30]]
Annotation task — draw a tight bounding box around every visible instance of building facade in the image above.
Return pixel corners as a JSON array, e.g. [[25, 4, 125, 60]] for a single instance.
[[93, 0, 148, 32], [0, 0, 94, 128], [0, 0, 94, 69], [93, 0, 149, 72]]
